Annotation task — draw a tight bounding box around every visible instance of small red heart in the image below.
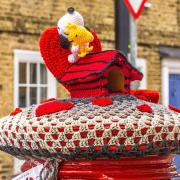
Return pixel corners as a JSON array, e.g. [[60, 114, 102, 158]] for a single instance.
[[18, 141, 23, 147], [52, 134, 59, 140], [72, 126, 80, 132], [119, 138, 126, 144], [39, 134, 45, 140], [109, 145, 118, 151], [74, 140, 80, 146], [32, 127, 37, 132], [88, 139, 95, 145], [80, 131, 88, 138], [44, 127, 50, 132], [104, 124, 110, 129], [27, 141, 32, 148], [58, 127, 64, 132], [21, 134, 25, 139], [103, 137, 110, 144], [168, 126, 174, 132], [96, 130, 104, 137], [16, 126, 19, 132], [94, 146, 102, 151], [126, 130, 134, 137], [65, 133, 72, 139], [134, 137, 141, 143], [4, 131, 8, 137], [111, 129, 119, 136], [141, 127, 148, 135], [47, 141, 53, 147], [125, 145, 132, 151], [60, 141, 66, 146], [29, 134, 33, 140], [23, 127, 27, 132], [155, 127, 162, 133], [88, 124, 95, 130]]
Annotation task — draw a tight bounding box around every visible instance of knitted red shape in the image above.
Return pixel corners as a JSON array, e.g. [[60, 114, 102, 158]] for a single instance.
[[169, 105, 180, 113], [90, 30, 102, 51], [36, 101, 74, 117], [10, 108, 22, 116], [39, 27, 102, 80], [92, 97, 113, 107], [40, 98, 56, 104], [131, 90, 159, 104], [136, 104, 153, 113]]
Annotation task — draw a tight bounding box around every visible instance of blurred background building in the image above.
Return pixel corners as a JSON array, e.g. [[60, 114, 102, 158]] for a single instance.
[[0, 0, 179, 179]]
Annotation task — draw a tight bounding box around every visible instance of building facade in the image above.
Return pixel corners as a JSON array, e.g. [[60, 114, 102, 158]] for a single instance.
[[0, 0, 179, 178]]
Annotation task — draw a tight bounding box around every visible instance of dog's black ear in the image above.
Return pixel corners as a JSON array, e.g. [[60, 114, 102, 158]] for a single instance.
[[59, 34, 70, 49]]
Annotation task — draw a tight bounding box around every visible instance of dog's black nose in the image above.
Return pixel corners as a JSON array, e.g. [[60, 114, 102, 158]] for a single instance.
[[67, 7, 75, 14]]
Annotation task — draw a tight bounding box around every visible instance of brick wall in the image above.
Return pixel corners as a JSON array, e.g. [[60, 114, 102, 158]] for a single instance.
[[0, 152, 13, 180]]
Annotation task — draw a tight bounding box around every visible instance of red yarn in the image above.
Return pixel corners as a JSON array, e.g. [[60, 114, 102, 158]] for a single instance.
[[10, 108, 22, 116], [131, 90, 159, 104], [90, 30, 102, 51], [92, 97, 113, 106], [40, 98, 56, 104], [136, 104, 153, 113], [168, 105, 180, 113], [36, 101, 74, 117], [39, 27, 102, 80]]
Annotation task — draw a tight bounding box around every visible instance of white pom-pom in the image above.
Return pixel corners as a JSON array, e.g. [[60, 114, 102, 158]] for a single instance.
[[68, 54, 79, 64]]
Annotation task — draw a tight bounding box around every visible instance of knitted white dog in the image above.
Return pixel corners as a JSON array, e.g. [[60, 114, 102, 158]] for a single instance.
[[57, 7, 84, 63]]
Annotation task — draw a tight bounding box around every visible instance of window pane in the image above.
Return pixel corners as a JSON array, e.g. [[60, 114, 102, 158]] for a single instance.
[[19, 87, 26, 107], [30, 63, 37, 84], [40, 64, 47, 84], [30, 87, 37, 105], [40, 87, 47, 101], [19, 63, 26, 83]]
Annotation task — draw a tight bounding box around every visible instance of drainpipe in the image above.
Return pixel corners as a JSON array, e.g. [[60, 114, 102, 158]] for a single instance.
[[115, 0, 138, 89], [115, 0, 130, 55]]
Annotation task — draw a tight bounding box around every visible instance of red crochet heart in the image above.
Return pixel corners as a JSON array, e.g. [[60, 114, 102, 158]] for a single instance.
[[136, 104, 153, 113], [39, 27, 102, 80], [36, 101, 74, 117], [92, 97, 113, 107], [10, 108, 22, 116]]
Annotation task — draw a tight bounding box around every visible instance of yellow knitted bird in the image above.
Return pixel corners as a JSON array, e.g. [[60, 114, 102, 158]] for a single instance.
[[64, 23, 94, 58]]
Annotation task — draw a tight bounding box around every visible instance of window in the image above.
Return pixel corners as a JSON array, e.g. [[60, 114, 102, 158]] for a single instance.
[[14, 50, 57, 108], [162, 58, 180, 107]]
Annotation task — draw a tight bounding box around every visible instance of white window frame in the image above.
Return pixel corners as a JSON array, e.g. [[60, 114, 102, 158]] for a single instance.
[[14, 49, 57, 108], [161, 58, 180, 107], [136, 58, 147, 89], [131, 58, 147, 89]]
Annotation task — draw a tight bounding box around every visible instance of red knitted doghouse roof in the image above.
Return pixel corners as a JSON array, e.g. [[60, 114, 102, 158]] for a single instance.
[[60, 50, 143, 84]]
